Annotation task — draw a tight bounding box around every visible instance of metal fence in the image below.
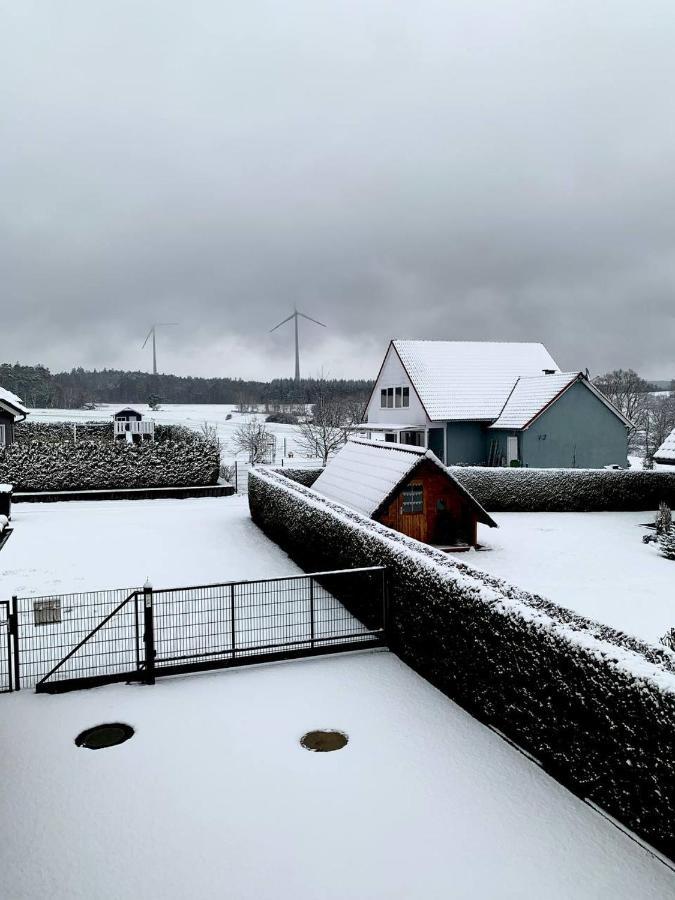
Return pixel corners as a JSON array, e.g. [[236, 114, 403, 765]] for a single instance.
[[0, 567, 386, 693]]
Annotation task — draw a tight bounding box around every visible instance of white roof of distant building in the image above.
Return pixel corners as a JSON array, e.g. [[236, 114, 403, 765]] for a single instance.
[[391, 340, 559, 421], [655, 427, 675, 463], [311, 438, 496, 525], [0, 386, 29, 416], [490, 372, 633, 430]]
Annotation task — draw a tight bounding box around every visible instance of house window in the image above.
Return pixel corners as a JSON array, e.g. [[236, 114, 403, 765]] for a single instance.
[[0, 424, 5, 447], [380, 386, 409, 409], [401, 483, 424, 514]]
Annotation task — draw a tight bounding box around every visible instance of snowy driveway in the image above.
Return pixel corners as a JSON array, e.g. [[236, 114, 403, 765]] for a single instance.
[[1, 652, 673, 900], [0, 494, 296, 597]]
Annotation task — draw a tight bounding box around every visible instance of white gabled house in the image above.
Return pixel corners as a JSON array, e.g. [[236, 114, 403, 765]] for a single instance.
[[362, 340, 631, 469]]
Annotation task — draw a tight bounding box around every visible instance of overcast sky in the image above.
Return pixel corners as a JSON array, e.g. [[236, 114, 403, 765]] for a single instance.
[[2, 1, 675, 381]]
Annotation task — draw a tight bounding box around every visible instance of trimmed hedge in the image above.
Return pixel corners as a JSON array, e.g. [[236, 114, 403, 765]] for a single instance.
[[0, 440, 219, 491], [449, 466, 675, 512], [249, 467, 675, 858], [14, 421, 203, 446]]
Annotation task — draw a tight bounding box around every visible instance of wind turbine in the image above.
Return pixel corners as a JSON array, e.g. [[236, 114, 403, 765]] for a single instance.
[[142, 323, 178, 375], [269, 308, 326, 381]]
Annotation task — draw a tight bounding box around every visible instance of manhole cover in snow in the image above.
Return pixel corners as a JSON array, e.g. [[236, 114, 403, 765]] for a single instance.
[[300, 730, 348, 752], [75, 723, 134, 750]]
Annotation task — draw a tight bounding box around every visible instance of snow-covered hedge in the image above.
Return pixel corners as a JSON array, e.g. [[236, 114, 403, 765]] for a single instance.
[[0, 439, 219, 492], [249, 467, 675, 857], [15, 421, 202, 446], [448, 466, 675, 511]]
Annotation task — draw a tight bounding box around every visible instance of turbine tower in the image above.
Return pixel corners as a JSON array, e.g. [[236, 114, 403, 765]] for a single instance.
[[142, 323, 178, 375], [269, 308, 326, 381]]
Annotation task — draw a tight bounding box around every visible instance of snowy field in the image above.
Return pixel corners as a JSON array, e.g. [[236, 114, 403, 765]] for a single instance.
[[474, 511, 674, 646], [2, 652, 673, 900], [27, 403, 317, 465], [0, 494, 295, 597]]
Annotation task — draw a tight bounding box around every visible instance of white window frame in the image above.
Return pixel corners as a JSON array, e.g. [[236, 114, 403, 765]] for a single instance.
[[380, 386, 410, 409]]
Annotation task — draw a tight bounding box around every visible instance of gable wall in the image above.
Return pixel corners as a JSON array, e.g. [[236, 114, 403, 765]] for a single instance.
[[520, 380, 628, 468], [366, 345, 430, 426], [376, 460, 477, 545]]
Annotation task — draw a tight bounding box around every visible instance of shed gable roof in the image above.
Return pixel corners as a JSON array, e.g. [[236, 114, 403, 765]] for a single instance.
[[391, 340, 559, 421], [655, 427, 675, 463], [311, 438, 496, 526]]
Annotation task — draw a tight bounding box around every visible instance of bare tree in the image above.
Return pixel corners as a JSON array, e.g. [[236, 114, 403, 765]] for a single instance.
[[644, 392, 675, 458], [593, 369, 650, 451], [297, 387, 359, 465], [231, 418, 272, 464]]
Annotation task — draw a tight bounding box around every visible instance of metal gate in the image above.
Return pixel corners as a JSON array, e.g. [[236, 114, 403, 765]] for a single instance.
[[30, 567, 387, 693]]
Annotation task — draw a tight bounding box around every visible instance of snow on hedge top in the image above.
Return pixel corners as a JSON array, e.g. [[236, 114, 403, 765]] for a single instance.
[[393, 340, 559, 421], [655, 427, 675, 462], [0, 386, 28, 416], [490, 372, 578, 429], [312, 438, 440, 517]]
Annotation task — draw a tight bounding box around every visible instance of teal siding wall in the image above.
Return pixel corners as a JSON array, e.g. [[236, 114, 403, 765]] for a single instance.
[[518, 381, 628, 468], [445, 422, 486, 465]]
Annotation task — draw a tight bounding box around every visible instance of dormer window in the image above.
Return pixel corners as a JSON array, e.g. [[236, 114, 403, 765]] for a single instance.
[[380, 387, 409, 409]]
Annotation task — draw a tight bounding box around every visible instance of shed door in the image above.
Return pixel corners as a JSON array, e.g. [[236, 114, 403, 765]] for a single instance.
[[507, 435, 519, 464]]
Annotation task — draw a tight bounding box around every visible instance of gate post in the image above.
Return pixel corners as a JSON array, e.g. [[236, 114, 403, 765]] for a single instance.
[[9, 595, 20, 691], [143, 580, 155, 685]]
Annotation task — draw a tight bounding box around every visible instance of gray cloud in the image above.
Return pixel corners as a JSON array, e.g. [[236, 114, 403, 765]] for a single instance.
[[2, 0, 675, 380]]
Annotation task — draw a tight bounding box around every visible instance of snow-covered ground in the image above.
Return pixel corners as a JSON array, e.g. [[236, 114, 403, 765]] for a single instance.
[[2, 652, 673, 900], [0, 494, 294, 596], [27, 403, 316, 464], [474, 511, 673, 646]]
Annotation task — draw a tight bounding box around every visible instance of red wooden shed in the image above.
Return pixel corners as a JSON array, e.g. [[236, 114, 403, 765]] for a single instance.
[[311, 439, 496, 549]]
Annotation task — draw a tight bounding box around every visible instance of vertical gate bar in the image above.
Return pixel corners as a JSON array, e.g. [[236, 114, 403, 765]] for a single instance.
[[230, 583, 236, 658], [143, 583, 155, 685], [10, 595, 20, 691], [309, 578, 315, 649], [133, 592, 141, 671], [5, 601, 12, 692]]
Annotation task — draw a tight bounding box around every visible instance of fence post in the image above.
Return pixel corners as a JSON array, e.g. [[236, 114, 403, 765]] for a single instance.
[[9, 595, 20, 691], [381, 569, 389, 641], [235, 461, 238, 493], [143, 580, 155, 685], [309, 579, 315, 649], [230, 583, 236, 658]]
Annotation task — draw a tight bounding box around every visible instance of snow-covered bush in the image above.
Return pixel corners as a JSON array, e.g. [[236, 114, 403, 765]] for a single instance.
[[660, 629, 675, 652], [655, 502, 672, 534], [0, 438, 219, 492], [659, 529, 675, 561], [448, 466, 675, 512], [250, 466, 675, 858]]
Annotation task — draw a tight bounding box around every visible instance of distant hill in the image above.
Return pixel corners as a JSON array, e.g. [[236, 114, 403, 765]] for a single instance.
[[0, 363, 373, 409], [646, 380, 674, 391]]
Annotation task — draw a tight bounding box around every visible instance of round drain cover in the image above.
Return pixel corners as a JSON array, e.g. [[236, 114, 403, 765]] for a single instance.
[[75, 723, 134, 750], [300, 729, 348, 752]]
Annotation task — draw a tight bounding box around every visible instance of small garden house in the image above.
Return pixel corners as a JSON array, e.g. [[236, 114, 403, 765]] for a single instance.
[[113, 408, 155, 442], [654, 428, 675, 465], [311, 438, 496, 548], [0, 387, 28, 448]]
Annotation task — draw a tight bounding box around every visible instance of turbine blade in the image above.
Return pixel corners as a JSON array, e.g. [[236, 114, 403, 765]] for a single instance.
[[142, 328, 153, 348], [297, 311, 326, 327], [269, 312, 295, 332]]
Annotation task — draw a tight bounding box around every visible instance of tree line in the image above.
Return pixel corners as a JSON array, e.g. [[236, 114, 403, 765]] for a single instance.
[[0, 363, 374, 409], [593, 370, 675, 459]]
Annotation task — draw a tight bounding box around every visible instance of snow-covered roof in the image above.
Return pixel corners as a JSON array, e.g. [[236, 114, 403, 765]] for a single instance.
[[655, 427, 675, 463], [311, 438, 496, 525], [490, 373, 579, 429], [392, 340, 559, 421], [490, 372, 633, 430], [0, 386, 28, 417]]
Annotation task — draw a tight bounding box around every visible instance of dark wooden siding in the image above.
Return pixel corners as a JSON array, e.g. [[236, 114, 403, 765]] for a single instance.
[[375, 460, 478, 546]]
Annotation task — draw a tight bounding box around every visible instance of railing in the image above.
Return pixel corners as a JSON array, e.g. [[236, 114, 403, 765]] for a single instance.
[[114, 420, 155, 437], [0, 567, 387, 694]]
